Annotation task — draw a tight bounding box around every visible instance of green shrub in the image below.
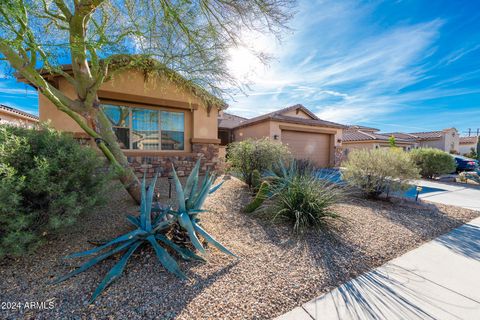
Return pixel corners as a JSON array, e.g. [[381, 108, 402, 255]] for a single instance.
[[342, 148, 420, 198], [0, 125, 110, 258], [227, 138, 291, 187], [271, 175, 341, 234], [464, 147, 478, 160], [409, 148, 456, 178]]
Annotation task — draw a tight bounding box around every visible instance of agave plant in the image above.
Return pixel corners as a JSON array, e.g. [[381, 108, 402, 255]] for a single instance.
[[53, 159, 234, 303]]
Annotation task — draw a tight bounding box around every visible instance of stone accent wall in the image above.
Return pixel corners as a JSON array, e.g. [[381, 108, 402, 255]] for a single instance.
[[128, 143, 222, 178], [334, 146, 344, 167]]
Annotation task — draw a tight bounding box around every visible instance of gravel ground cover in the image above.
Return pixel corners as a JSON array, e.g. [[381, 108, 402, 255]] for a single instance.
[[0, 176, 478, 320]]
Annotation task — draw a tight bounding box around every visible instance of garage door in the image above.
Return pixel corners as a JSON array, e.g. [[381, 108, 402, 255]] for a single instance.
[[282, 130, 331, 167]]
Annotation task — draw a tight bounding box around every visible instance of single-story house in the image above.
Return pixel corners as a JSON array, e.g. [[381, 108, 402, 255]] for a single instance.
[[386, 128, 459, 153], [0, 104, 38, 128], [459, 136, 479, 155], [219, 105, 345, 167], [342, 125, 416, 155], [17, 63, 227, 177]]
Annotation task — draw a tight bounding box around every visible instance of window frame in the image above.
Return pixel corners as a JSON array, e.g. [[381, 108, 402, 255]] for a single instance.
[[101, 100, 187, 152]]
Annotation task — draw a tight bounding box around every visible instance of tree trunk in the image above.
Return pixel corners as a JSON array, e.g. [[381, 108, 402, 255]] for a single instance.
[[95, 109, 142, 203]]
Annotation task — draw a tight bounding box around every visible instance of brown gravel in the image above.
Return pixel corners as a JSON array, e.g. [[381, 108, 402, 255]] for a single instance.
[[0, 177, 478, 320]]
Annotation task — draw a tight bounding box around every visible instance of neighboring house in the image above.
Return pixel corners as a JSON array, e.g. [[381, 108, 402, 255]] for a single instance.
[[224, 105, 345, 167], [387, 128, 460, 153], [342, 125, 416, 156], [16, 63, 227, 177], [459, 136, 479, 155], [217, 111, 247, 145], [0, 104, 38, 128]]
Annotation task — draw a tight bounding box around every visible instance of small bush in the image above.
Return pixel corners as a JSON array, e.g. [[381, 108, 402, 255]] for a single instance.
[[410, 148, 456, 178], [227, 138, 291, 187], [0, 125, 110, 258], [342, 148, 420, 198], [271, 175, 341, 234]]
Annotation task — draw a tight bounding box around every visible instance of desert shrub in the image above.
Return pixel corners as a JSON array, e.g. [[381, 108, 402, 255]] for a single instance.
[[227, 138, 291, 187], [410, 148, 456, 178], [464, 147, 478, 160], [342, 148, 420, 198], [0, 125, 110, 258], [271, 175, 341, 234]]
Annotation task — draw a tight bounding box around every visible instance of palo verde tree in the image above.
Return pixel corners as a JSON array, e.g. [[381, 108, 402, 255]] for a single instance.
[[0, 0, 294, 203]]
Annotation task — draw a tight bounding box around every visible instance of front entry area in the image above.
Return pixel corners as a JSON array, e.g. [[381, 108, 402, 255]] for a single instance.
[[281, 130, 331, 167]]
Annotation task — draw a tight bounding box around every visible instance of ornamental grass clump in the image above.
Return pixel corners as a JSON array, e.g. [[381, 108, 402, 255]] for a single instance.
[[54, 159, 234, 303], [246, 160, 342, 234], [272, 175, 341, 235]]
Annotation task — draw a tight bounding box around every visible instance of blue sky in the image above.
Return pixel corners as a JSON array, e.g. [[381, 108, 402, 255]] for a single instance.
[[226, 0, 480, 135], [1, 0, 480, 135]]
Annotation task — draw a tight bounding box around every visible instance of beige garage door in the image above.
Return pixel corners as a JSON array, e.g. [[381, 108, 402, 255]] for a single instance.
[[282, 130, 331, 167]]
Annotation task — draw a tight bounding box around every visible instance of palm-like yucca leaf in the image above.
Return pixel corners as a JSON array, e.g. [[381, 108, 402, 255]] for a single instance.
[[170, 159, 234, 257], [56, 159, 233, 303], [65, 229, 147, 259], [89, 241, 142, 303], [193, 223, 236, 257], [53, 240, 137, 284]]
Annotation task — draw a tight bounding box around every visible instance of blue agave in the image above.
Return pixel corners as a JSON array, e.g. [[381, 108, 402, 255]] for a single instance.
[[54, 159, 234, 303]]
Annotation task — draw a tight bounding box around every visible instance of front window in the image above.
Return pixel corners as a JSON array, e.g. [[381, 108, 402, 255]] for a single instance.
[[102, 104, 185, 151]]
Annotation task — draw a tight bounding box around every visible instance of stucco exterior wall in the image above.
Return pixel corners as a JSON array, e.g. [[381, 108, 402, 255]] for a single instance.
[[233, 121, 271, 141], [0, 109, 37, 128], [281, 109, 312, 119], [459, 142, 478, 155], [37, 69, 222, 174], [39, 71, 218, 140], [443, 129, 459, 152], [416, 129, 459, 152]]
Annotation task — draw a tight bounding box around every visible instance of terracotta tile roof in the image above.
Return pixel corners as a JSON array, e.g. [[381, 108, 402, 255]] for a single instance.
[[408, 131, 444, 139], [460, 136, 479, 144], [0, 104, 39, 121], [345, 125, 380, 132], [233, 104, 346, 129], [343, 130, 411, 143], [384, 131, 447, 141], [218, 112, 247, 129], [384, 132, 420, 140]]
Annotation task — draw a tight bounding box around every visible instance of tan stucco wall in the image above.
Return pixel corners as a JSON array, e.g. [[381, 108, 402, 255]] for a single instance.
[[459, 142, 477, 155], [443, 128, 459, 152], [418, 139, 444, 150], [343, 141, 416, 154], [417, 129, 459, 152], [0, 109, 37, 127], [281, 109, 312, 119], [343, 142, 377, 151], [233, 121, 271, 141], [38, 70, 219, 153], [233, 120, 343, 166]]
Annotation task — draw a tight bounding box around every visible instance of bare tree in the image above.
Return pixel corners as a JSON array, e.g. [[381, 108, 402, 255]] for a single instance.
[[0, 0, 294, 203]]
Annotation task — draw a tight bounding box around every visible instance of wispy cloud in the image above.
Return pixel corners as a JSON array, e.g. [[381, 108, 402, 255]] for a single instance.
[[228, 0, 480, 131]]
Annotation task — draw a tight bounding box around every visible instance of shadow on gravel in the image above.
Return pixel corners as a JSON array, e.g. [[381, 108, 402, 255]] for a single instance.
[[351, 198, 466, 241]]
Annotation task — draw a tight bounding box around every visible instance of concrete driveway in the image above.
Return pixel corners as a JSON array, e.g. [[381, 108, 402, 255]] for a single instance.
[[416, 180, 480, 211]]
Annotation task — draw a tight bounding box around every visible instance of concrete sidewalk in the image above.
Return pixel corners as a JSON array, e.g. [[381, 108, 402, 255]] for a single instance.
[[276, 217, 480, 320], [416, 179, 480, 211]]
